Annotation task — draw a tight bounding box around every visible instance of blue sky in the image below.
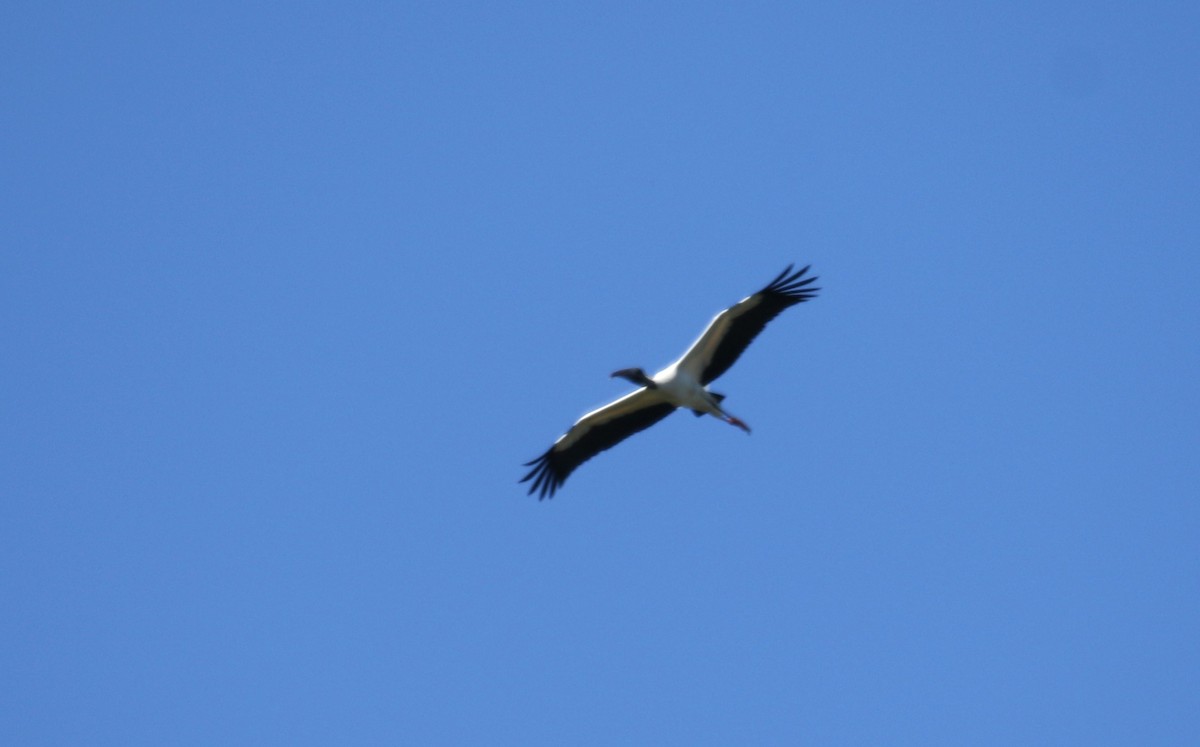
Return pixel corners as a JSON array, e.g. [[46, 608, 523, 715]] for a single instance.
[[3, 2, 1198, 744]]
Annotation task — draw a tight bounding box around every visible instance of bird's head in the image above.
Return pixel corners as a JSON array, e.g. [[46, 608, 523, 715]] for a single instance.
[[610, 367, 656, 389]]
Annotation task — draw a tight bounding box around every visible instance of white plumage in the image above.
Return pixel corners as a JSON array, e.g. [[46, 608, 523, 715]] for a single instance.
[[521, 264, 819, 499]]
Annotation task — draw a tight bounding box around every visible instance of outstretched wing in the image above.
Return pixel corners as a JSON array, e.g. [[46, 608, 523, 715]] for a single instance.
[[676, 264, 819, 385], [520, 388, 677, 500]]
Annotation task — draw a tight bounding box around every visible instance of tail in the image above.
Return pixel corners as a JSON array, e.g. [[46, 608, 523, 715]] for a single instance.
[[692, 391, 726, 417]]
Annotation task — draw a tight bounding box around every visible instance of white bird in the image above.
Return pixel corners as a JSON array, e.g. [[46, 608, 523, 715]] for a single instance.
[[521, 264, 819, 499]]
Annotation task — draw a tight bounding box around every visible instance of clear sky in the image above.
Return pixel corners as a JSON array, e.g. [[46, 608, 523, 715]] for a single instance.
[[3, 3, 1198, 745]]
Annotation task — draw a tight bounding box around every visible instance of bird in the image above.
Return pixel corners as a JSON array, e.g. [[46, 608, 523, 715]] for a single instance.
[[520, 263, 819, 499]]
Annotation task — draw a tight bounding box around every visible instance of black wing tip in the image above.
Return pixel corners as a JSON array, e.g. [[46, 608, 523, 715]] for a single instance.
[[766, 263, 795, 287], [764, 263, 819, 302], [519, 448, 564, 500]]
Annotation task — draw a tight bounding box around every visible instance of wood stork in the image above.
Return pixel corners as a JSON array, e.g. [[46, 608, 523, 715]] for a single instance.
[[521, 264, 819, 499]]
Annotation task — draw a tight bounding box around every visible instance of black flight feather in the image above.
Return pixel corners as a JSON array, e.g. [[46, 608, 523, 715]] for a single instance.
[[700, 264, 819, 385], [520, 401, 677, 500]]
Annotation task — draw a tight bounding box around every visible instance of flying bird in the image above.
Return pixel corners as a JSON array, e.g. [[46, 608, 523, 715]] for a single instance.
[[521, 264, 819, 499]]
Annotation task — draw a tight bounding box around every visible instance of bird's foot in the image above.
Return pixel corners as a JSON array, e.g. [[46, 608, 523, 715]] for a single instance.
[[727, 416, 751, 433]]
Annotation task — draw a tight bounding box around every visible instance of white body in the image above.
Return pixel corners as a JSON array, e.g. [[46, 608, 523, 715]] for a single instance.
[[651, 363, 725, 417]]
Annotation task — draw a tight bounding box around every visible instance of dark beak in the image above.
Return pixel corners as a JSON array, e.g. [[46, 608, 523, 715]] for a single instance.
[[610, 368, 654, 388]]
